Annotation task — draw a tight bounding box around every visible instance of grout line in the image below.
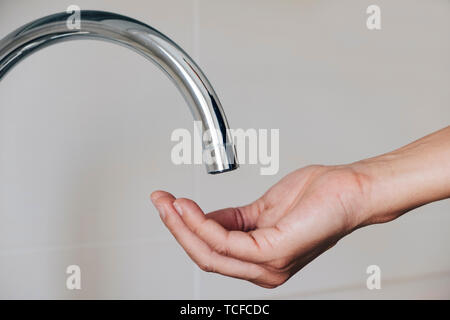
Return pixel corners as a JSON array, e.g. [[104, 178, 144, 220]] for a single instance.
[[259, 269, 450, 299], [193, 263, 201, 300], [192, 0, 201, 300], [0, 236, 174, 257], [192, 0, 200, 63]]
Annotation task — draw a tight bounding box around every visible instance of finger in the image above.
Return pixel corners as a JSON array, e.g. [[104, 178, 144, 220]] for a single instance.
[[150, 191, 272, 282], [206, 201, 261, 231], [206, 208, 243, 230], [174, 198, 277, 263], [151, 190, 175, 209]]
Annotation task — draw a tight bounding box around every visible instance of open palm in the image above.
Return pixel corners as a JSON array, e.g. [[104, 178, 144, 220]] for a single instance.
[[151, 165, 368, 288]]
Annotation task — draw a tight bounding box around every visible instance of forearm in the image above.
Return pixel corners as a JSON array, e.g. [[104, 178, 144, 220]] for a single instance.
[[351, 126, 450, 226]]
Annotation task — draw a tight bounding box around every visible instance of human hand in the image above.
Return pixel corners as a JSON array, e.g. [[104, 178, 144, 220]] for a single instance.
[[151, 126, 450, 288], [150, 165, 370, 288]]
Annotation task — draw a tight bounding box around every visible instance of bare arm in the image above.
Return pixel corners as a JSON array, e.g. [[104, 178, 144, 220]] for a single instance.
[[151, 126, 450, 288], [353, 126, 450, 226]]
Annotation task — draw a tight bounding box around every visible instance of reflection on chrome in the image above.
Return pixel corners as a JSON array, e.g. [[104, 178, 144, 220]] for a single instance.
[[0, 10, 238, 174]]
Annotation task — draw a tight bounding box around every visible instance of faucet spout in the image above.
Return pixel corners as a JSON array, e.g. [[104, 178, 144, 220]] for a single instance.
[[0, 10, 238, 174]]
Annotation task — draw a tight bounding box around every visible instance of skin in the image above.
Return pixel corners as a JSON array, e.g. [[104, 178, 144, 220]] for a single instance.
[[151, 126, 450, 288]]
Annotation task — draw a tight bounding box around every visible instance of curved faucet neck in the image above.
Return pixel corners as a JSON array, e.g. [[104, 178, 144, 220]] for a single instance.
[[0, 10, 238, 174]]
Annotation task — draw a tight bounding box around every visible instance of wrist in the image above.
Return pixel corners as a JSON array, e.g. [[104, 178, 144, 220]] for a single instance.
[[349, 127, 450, 227], [348, 156, 404, 227]]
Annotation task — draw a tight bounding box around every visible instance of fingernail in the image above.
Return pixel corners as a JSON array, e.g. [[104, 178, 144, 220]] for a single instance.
[[173, 202, 183, 216], [156, 204, 166, 219]]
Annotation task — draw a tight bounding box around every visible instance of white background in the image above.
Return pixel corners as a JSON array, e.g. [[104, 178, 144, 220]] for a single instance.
[[0, 0, 449, 298]]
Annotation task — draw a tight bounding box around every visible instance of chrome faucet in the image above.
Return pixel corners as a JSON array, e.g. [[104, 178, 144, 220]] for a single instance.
[[0, 10, 238, 174]]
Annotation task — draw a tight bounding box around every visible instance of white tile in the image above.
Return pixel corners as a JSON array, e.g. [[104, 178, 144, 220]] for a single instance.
[[195, 0, 450, 299], [287, 271, 450, 299], [1, 0, 449, 299], [0, 240, 195, 299], [0, 0, 197, 251]]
